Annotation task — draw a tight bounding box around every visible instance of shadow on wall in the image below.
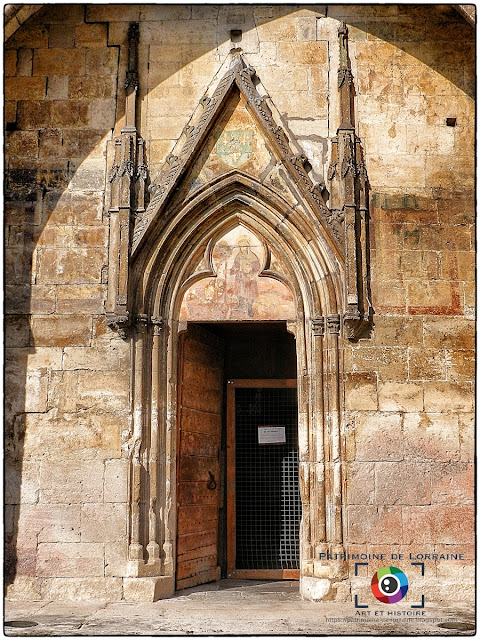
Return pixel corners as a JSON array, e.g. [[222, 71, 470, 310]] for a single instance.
[[4, 3, 474, 589]]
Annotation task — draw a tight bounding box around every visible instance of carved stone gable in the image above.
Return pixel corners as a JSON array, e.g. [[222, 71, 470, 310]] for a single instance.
[[132, 54, 339, 257]]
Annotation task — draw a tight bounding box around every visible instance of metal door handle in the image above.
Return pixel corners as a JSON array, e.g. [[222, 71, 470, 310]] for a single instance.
[[207, 471, 217, 490]]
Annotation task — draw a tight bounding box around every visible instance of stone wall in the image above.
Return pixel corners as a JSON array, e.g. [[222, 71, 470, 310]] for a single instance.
[[5, 4, 474, 602]]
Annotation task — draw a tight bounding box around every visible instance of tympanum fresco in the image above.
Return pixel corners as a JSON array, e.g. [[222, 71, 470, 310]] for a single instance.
[[179, 227, 295, 321]]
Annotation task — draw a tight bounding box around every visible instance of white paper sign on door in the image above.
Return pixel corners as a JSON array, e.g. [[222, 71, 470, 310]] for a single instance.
[[258, 425, 286, 445]]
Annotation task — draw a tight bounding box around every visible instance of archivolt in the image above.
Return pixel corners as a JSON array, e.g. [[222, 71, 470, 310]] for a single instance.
[[131, 172, 344, 321]]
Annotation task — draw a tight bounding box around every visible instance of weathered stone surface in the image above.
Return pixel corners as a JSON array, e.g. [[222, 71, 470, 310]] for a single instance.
[[85, 48, 119, 76], [37, 543, 105, 577], [51, 100, 90, 128], [56, 284, 106, 314], [5, 360, 48, 414], [48, 23, 75, 48], [346, 505, 403, 544], [30, 315, 92, 346], [430, 462, 474, 504], [104, 541, 128, 577], [354, 412, 403, 462], [371, 316, 423, 347], [4, 49, 18, 76], [75, 23, 108, 47], [423, 317, 475, 349], [5, 460, 40, 504], [41, 577, 123, 601], [408, 348, 446, 380], [5, 100, 17, 124], [75, 370, 130, 411], [403, 413, 460, 461], [5, 577, 42, 601], [458, 413, 474, 462], [123, 577, 176, 602], [5, 314, 32, 347], [33, 49, 86, 77], [402, 505, 474, 545], [445, 349, 475, 381], [378, 381, 423, 412], [344, 462, 375, 504], [344, 372, 378, 410], [39, 460, 104, 503], [16, 100, 52, 129], [424, 381, 474, 412], [374, 462, 431, 505], [43, 189, 104, 225], [352, 346, 407, 379], [15, 504, 81, 544], [5, 76, 46, 101], [36, 247, 105, 284], [24, 411, 124, 461], [104, 460, 129, 503], [80, 503, 127, 542]]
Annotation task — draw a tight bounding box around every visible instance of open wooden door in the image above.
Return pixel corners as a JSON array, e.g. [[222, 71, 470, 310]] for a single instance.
[[176, 325, 224, 590]]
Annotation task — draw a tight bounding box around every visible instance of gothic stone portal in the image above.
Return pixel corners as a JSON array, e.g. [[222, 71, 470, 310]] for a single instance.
[[127, 203, 345, 601]]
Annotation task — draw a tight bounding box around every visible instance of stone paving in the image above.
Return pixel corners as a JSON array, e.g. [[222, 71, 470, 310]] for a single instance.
[[4, 580, 475, 636]]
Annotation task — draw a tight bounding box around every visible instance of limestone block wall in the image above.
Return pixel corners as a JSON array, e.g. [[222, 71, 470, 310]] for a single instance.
[[4, 4, 474, 602]]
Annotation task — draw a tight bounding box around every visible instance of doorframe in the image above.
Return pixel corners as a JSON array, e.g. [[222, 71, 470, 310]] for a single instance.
[[226, 378, 300, 580]]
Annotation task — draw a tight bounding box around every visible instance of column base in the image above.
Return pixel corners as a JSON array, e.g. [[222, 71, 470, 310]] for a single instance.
[[300, 576, 332, 601], [123, 576, 175, 602], [126, 559, 161, 577]]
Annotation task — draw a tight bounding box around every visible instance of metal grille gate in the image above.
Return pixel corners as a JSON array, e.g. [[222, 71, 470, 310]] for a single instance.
[[234, 385, 301, 571]]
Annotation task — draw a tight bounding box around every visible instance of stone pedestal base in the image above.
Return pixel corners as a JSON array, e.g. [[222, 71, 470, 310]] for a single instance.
[[123, 576, 175, 602], [300, 576, 331, 601]]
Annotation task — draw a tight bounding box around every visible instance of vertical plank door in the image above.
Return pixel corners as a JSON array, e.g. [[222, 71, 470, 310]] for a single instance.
[[176, 325, 224, 590]]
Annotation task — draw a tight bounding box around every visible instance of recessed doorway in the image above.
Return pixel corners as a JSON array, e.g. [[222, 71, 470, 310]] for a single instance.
[[175, 322, 300, 590]]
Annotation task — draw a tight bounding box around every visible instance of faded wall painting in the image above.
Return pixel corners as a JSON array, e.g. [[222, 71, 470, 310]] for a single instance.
[[179, 227, 296, 321]]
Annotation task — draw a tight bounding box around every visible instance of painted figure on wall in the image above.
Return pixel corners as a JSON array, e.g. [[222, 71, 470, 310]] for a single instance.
[[179, 226, 295, 321], [231, 236, 261, 316]]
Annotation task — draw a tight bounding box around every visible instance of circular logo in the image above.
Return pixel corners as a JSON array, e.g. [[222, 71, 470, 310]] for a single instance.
[[371, 567, 408, 604]]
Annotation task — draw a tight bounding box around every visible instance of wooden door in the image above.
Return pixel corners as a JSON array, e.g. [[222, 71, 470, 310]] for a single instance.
[[176, 325, 224, 590]]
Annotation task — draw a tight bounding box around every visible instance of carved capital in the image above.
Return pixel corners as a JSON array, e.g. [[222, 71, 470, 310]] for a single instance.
[[151, 317, 163, 335], [133, 314, 149, 333], [338, 21, 348, 38], [327, 314, 341, 335], [312, 318, 325, 338], [326, 208, 345, 226], [136, 163, 148, 181], [343, 312, 371, 341], [327, 162, 337, 181], [106, 312, 131, 340]]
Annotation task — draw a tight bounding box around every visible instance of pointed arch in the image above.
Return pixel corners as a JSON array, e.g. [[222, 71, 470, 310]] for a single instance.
[[132, 171, 343, 322]]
